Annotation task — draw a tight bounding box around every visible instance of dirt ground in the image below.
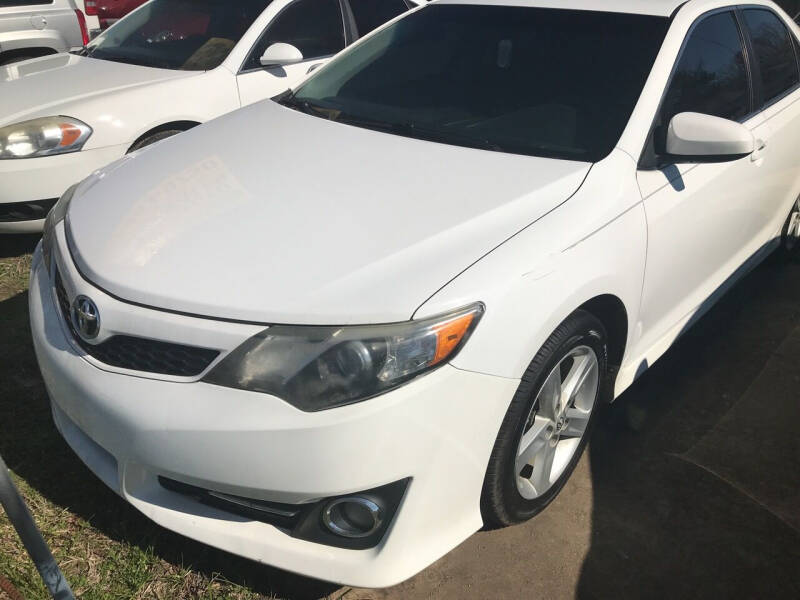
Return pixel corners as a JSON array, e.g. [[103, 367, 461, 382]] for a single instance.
[[2, 233, 799, 599]]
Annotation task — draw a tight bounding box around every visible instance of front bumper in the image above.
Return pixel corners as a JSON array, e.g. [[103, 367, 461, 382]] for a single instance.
[[28, 244, 518, 587], [0, 145, 126, 233]]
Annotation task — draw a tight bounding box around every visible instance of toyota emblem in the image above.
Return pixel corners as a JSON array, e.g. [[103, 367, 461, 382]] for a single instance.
[[71, 295, 101, 341]]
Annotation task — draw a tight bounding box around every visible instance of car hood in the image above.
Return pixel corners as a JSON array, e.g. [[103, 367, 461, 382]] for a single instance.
[[0, 54, 191, 127], [67, 100, 591, 325]]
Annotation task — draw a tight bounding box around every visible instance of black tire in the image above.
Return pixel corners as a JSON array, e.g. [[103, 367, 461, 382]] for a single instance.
[[778, 197, 800, 262], [0, 54, 37, 66], [481, 309, 608, 527], [127, 130, 184, 153]]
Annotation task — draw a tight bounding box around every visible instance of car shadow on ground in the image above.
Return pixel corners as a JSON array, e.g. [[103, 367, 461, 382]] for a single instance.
[[577, 251, 800, 599], [0, 234, 39, 260]]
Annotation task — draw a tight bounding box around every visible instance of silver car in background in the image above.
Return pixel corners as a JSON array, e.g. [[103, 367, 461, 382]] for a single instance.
[[0, 0, 88, 65]]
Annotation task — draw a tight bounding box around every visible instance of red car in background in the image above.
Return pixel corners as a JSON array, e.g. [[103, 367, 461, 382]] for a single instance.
[[85, 0, 148, 30]]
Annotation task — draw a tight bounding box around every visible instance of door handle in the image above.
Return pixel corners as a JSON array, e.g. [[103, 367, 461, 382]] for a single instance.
[[751, 139, 767, 162]]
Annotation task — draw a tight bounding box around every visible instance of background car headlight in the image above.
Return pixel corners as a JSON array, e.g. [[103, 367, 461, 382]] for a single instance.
[[204, 303, 484, 411], [0, 116, 92, 159], [41, 184, 78, 273]]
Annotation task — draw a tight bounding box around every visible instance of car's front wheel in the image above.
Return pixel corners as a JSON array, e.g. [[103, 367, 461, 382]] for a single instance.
[[481, 310, 608, 527], [127, 129, 185, 153]]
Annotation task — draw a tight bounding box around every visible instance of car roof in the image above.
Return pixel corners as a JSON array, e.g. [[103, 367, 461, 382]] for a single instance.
[[434, 0, 689, 17]]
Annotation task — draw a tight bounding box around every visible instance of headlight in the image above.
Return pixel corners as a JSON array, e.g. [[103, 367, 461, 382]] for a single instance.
[[0, 116, 92, 159], [42, 184, 78, 273], [204, 303, 484, 411]]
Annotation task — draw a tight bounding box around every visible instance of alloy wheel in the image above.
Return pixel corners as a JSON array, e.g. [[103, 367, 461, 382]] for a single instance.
[[514, 346, 599, 500]]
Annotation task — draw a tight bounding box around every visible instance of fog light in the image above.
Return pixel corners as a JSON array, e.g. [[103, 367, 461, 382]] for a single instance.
[[322, 497, 383, 538]]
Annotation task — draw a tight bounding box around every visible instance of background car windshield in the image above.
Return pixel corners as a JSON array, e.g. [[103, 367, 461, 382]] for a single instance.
[[85, 0, 272, 71], [289, 5, 669, 162]]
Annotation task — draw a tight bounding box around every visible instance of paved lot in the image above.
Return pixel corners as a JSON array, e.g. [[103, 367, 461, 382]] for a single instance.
[[2, 234, 799, 599]]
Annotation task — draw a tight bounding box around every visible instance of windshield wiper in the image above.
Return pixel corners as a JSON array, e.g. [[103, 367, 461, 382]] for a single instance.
[[333, 113, 506, 153], [277, 94, 338, 119]]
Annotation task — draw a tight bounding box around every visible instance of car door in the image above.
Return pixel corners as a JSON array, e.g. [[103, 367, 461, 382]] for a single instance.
[[636, 10, 773, 353], [236, 0, 347, 107], [739, 7, 800, 236]]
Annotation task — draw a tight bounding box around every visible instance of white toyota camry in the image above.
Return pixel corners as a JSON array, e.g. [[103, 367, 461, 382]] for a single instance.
[[0, 0, 420, 232], [29, 0, 800, 588]]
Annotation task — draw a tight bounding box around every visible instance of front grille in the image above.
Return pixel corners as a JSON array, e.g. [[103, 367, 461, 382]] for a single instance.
[[0, 198, 58, 223], [55, 270, 220, 377]]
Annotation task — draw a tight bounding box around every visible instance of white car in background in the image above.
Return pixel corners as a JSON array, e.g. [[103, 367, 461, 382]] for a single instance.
[[0, 0, 420, 232], [0, 0, 89, 64], [29, 0, 800, 588]]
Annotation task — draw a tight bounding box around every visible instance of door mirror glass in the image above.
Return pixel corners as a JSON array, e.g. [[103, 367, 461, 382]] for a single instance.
[[259, 42, 304, 67], [665, 112, 754, 163]]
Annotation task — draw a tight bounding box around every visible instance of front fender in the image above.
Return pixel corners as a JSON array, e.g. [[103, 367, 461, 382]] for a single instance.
[[414, 149, 647, 394]]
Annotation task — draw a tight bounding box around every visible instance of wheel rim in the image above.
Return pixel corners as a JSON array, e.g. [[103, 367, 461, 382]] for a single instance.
[[786, 199, 800, 251], [514, 345, 599, 500]]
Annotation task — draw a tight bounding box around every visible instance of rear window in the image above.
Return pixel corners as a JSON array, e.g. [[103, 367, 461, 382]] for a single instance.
[[742, 8, 800, 105], [349, 0, 409, 37]]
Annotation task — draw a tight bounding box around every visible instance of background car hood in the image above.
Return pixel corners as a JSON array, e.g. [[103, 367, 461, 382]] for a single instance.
[[0, 54, 191, 127], [67, 100, 591, 325]]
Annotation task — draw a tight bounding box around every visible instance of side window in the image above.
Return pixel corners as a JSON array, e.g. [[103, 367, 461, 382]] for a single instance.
[[741, 9, 800, 106], [661, 12, 750, 125], [348, 0, 408, 37], [244, 0, 344, 71]]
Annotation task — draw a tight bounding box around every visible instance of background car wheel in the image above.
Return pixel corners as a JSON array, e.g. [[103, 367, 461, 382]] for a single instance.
[[481, 309, 608, 527], [127, 129, 184, 153], [779, 197, 800, 261], [0, 54, 37, 65]]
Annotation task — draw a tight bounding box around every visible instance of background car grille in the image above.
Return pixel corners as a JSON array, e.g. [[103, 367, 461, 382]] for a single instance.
[[0, 198, 58, 223], [55, 271, 220, 377]]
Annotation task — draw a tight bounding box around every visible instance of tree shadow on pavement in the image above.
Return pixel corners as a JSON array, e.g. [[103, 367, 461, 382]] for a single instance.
[[578, 252, 800, 599], [0, 290, 340, 600]]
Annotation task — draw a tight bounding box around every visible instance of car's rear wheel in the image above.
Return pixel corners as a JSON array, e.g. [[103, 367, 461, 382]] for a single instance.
[[779, 197, 800, 260], [481, 310, 607, 527]]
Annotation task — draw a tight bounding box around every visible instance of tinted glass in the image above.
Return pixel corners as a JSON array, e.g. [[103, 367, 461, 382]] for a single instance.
[[661, 12, 750, 124], [349, 0, 408, 36], [742, 9, 799, 105], [287, 6, 669, 162], [246, 0, 344, 69], [85, 0, 272, 71]]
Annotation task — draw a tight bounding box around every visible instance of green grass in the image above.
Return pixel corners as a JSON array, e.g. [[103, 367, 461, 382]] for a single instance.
[[0, 236, 345, 600]]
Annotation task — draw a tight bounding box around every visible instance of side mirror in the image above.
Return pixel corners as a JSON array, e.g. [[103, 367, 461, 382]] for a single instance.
[[259, 43, 303, 68], [664, 112, 754, 163]]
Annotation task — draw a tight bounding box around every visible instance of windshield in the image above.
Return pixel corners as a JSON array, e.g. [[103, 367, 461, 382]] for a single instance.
[[286, 5, 669, 162], [85, 0, 272, 71]]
